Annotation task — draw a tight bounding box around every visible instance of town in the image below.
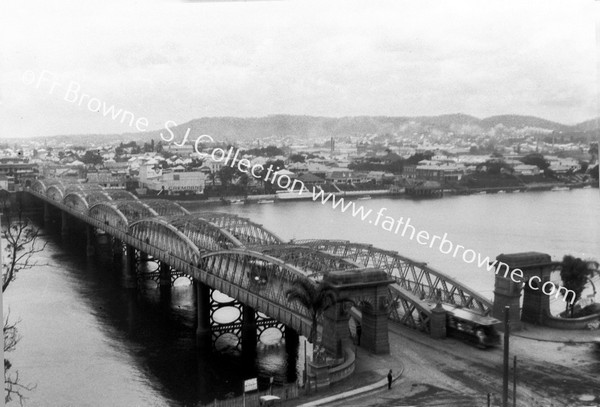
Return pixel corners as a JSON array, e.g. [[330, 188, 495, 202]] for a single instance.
[[1, 115, 597, 202]]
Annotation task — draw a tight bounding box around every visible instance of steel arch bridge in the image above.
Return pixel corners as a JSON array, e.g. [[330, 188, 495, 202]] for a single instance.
[[291, 239, 493, 332], [27, 179, 492, 337], [27, 181, 316, 338]]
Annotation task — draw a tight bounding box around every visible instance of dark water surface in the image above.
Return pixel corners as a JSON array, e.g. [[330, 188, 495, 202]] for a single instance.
[[4, 189, 599, 406]]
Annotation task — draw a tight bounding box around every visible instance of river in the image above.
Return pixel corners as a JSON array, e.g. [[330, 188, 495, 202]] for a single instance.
[[3, 188, 599, 406]]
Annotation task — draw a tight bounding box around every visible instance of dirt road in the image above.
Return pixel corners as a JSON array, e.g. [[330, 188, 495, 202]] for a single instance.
[[327, 324, 600, 407]]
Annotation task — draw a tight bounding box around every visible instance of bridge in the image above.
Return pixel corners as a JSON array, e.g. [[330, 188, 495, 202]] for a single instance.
[[25, 178, 493, 360]]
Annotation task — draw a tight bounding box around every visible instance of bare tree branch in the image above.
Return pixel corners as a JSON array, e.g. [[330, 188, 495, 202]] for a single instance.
[[2, 205, 43, 403]]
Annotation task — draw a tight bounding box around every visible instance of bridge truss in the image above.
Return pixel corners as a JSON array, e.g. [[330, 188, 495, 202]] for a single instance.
[[28, 179, 492, 338]]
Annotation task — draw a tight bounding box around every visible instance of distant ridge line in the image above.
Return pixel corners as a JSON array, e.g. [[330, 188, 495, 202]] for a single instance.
[[25, 113, 600, 142]]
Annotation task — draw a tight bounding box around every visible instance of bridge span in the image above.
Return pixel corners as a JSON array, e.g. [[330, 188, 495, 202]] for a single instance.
[[25, 179, 492, 357]]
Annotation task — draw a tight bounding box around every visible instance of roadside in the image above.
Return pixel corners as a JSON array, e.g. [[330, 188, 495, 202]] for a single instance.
[[513, 322, 600, 343], [280, 348, 405, 407], [283, 323, 600, 407]]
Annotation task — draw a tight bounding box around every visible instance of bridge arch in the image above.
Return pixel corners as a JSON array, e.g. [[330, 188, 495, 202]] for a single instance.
[[388, 284, 433, 332], [63, 192, 89, 213], [89, 202, 129, 231], [199, 249, 313, 338], [168, 216, 244, 253], [130, 218, 202, 265], [198, 212, 284, 246], [104, 190, 139, 201], [257, 245, 359, 276], [65, 184, 104, 195], [31, 180, 48, 195], [143, 199, 189, 217], [46, 184, 65, 202], [86, 191, 112, 206]]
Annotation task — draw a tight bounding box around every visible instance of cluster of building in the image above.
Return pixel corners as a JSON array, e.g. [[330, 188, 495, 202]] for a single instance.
[[0, 128, 595, 197]]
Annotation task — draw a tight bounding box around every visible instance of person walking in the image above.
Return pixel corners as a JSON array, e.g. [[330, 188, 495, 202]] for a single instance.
[[387, 369, 393, 390]]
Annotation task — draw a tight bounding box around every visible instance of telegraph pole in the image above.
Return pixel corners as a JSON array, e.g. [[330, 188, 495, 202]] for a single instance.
[[513, 356, 517, 407], [503, 306, 510, 407]]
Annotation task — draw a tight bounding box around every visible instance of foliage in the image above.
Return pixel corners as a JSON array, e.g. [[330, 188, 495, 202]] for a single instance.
[[592, 166, 599, 180], [349, 157, 403, 174], [288, 154, 305, 163], [265, 159, 286, 172], [115, 141, 141, 156], [285, 280, 339, 345], [243, 146, 285, 157], [520, 153, 549, 170], [80, 150, 103, 166], [217, 166, 237, 186], [560, 255, 596, 317], [1, 205, 43, 404], [476, 159, 514, 175], [589, 142, 598, 160], [405, 152, 434, 165]]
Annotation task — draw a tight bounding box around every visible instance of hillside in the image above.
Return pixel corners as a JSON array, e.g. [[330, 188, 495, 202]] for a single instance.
[[574, 117, 600, 132], [479, 115, 571, 131], [33, 114, 597, 145]]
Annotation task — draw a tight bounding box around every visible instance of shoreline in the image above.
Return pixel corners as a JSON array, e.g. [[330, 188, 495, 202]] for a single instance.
[[161, 179, 597, 208]]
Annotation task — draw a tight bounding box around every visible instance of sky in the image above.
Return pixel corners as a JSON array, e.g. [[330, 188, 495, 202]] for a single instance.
[[1, 0, 598, 138]]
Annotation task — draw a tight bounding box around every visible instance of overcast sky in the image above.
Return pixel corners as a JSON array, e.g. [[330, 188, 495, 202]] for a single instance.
[[1, 0, 598, 138]]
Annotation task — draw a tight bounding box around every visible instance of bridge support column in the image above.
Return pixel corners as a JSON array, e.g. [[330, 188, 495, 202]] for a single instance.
[[522, 261, 554, 324], [61, 211, 71, 239], [284, 327, 300, 382], [430, 302, 447, 339], [159, 262, 171, 288], [324, 270, 392, 355], [85, 225, 95, 257], [361, 307, 390, 354], [493, 252, 554, 327], [121, 245, 137, 288], [322, 303, 350, 359], [242, 305, 257, 355], [43, 202, 51, 227], [492, 253, 531, 331], [195, 280, 211, 349], [112, 238, 123, 263]]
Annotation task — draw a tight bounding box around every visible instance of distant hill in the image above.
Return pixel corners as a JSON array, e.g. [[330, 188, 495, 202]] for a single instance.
[[574, 117, 600, 132], [35, 114, 598, 145], [480, 115, 572, 132]]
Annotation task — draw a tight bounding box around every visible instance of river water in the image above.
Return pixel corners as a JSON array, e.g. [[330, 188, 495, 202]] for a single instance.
[[4, 188, 599, 406]]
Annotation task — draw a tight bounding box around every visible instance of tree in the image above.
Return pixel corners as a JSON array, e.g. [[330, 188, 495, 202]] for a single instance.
[[217, 166, 236, 187], [521, 153, 549, 170], [243, 146, 285, 157], [406, 152, 434, 165], [1, 203, 43, 403], [80, 150, 103, 166], [589, 164, 599, 181], [289, 154, 305, 163], [285, 279, 339, 345], [207, 172, 217, 187], [237, 173, 250, 191], [560, 255, 595, 317], [589, 142, 598, 162], [476, 159, 513, 175], [265, 159, 285, 172]]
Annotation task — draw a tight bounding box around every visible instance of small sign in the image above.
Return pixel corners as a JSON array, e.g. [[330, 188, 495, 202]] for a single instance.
[[244, 378, 258, 393]]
